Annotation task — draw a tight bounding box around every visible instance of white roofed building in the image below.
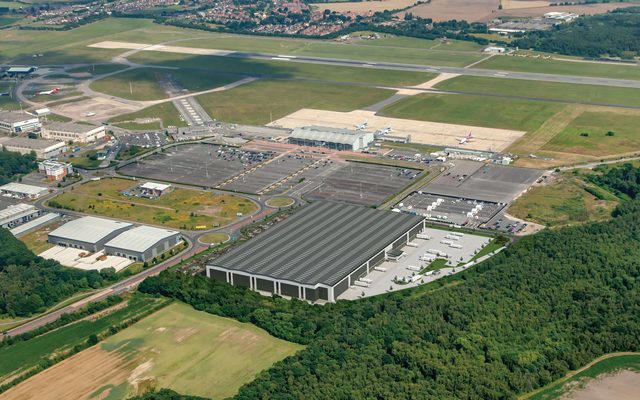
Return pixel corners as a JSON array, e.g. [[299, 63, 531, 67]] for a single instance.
[[0, 182, 48, 199], [2, 137, 67, 159], [289, 126, 374, 151], [0, 203, 43, 229], [104, 226, 181, 262], [0, 111, 41, 134], [48, 216, 133, 252], [140, 182, 171, 198], [41, 122, 106, 143]]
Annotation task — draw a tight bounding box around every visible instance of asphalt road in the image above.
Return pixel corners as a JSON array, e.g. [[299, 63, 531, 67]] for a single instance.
[[232, 52, 640, 89]]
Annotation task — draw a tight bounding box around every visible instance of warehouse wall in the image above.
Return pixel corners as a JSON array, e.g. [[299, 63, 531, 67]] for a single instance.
[[208, 268, 227, 283], [256, 278, 275, 293], [280, 283, 300, 298]]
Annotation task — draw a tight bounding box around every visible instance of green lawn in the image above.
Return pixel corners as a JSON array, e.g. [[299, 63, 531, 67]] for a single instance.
[[128, 52, 434, 87], [436, 76, 640, 108], [526, 354, 640, 400], [48, 178, 257, 230], [109, 101, 187, 129], [196, 79, 394, 125], [0, 294, 167, 386], [543, 111, 640, 156], [199, 232, 230, 244], [67, 63, 128, 75], [90, 68, 169, 101], [65, 150, 102, 169], [508, 173, 618, 227], [0, 82, 19, 110], [379, 93, 563, 131], [94, 302, 303, 399], [476, 55, 640, 81]]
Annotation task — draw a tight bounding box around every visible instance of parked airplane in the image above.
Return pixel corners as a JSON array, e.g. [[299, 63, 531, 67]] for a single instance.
[[355, 121, 368, 130], [459, 132, 473, 144], [0, 92, 9, 97], [380, 126, 392, 134], [35, 87, 60, 96]]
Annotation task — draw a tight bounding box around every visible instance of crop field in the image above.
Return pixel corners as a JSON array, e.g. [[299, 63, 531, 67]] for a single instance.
[[0, 294, 167, 390], [542, 111, 640, 157], [109, 102, 187, 129], [1, 302, 303, 400], [435, 76, 640, 108], [378, 93, 564, 131], [508, 173, 618, 227], [475, 55, 640, 81], [401, 0, 500, 22], [196, 79, 394, 125], [48, 178, 257, 230], [525, 353, 640, 400], [127, 51, 434, 86]]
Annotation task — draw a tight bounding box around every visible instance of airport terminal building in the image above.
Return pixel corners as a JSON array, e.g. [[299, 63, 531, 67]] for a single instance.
[[206, 201, 424, 302], [289, 126, 374, 151]]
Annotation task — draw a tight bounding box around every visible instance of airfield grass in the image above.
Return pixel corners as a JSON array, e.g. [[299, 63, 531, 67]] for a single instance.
[[199, 232, 230, 244], [196, 79, 394, 125], [113, 121, 162, 130], [378, 93, 563, 131], [109, 102, 187, 129], [435, 76, 640, 108], [525, 354, 640, 400], [67, 64, 127, 76], [476, 55, 640, 81], [508, 173, 618, 227], [542, 111, 640, 156], [0, 294, 167, 386], [48, 178, 257, 230], [90, 68, 168, 101], [0, 82, 19, 111], [128, 51, 434, 87], [37, 302, 302, 399]]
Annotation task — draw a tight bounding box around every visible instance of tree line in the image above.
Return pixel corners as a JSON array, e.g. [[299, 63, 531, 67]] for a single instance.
[[139, 194, 640, 398], [0, 149, 36, 185]]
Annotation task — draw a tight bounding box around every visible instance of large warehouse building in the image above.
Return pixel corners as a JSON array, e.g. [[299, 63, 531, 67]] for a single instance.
[[41, 122, 106, 143], [206, 201, 424, 302], [289, 126, 374, 151], [104, 226, 181, 262], [2, 137, 67, 159], [48, 216, 132, 252]]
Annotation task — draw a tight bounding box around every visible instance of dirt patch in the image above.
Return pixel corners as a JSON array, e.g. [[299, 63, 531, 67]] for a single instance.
[[53, 96, 140, 123], [400, 0, 500, 22], [269, 108, 525, 152], [562, 370, 640, 400], [174, 327, 199, 343]]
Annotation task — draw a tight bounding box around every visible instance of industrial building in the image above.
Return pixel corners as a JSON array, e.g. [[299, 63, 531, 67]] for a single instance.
[[104, 226, 181, 261], [2, 137, 67, 159], [289, 126, 374, 151], [139, 182, 171, 198], [38, 160, 74, 181], [0, 182, 48, 199], [48, 216, 133, 252], [5, 66, 37, 77], [41, 122, 106, 143], [206, 201, 424, 302], [0, 111, 42, 134], [0, 203, 43, 229]]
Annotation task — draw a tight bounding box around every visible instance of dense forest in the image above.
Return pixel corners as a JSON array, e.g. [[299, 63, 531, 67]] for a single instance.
[[515, 8, 640, 58], [0, 150, 37, 185], [0, 229, 118, 317], [140, 198, 640, 398], [588, 163, 640, 200]]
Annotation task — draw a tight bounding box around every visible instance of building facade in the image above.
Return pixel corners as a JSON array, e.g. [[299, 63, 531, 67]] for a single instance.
[[38, 160, 74, 181], [0, 111, 41, 134], [104, 226, 181, 262], [289, 126, 375, 151], [0, 182, 48, 199], [2, 137, 67, 159], [41, 122, 106, 143], [0, 203, 42, 229]]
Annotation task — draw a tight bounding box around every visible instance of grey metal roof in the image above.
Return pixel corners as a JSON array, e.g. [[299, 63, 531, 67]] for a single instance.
[[3, 137, 63, 149], [211, 201, 423, 286], [44, 122, 102, 134], [290, 126, 366, 146], [0, 203, 38, 225], [0, 111, 38, 123], [0, 182, 48, 196], [105, 226, 179, 253], [49, 216, 132, 244]]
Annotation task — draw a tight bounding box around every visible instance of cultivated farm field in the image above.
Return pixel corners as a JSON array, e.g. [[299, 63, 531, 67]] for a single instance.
[[48, 178, 257, 230], [1, 302, 304, 400]]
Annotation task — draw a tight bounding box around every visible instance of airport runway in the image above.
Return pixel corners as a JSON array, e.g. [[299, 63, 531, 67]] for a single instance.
[[231, 52, 640, 89]]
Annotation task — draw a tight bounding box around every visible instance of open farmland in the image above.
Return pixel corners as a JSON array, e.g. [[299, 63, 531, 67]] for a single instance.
[[399, 0, 500, 22], [378, 93, 563, 131], [435, 75, 640, 108], [1, 302, 303, 400], [47, 178, 257, 230], [196, 80, 394, 125]]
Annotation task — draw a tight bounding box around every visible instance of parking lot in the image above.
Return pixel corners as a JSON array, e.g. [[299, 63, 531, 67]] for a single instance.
[[304, 162, 422, 206], [423, 160, 543, 204], [221, 154, 318, 194], [118, 143, 274, 188], [118, 132, 171, 149], [338, 227, 492, 300], [398, 192, 504, 227]]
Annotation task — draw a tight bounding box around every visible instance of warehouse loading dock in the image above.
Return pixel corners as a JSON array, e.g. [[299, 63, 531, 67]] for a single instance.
[[206, 201, 424, 303]]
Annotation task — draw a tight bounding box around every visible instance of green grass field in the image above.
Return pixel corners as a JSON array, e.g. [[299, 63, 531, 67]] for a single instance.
[[65, 149, 102, 168], [199, 232, 230, 244], [542, 111, 640, 156], [379, 93, 564, 131], [0, 294, 167, 386], [476, 55, 640, 81], [48, 178, 257, 230], [508, 173, 618, 227], [90, 68, 169, 101], [0, 82, 19, 110], [266, 197, 295, 207], [435, 76, 640, 108], [197, 79, 394, 125], [128, 51, 434, 87], [87, 302, 302, 399], [525, 354, 640, 400], [67, 64, 128, 75], [109, 102, 187, 128], [17, 221, 61, 254]]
